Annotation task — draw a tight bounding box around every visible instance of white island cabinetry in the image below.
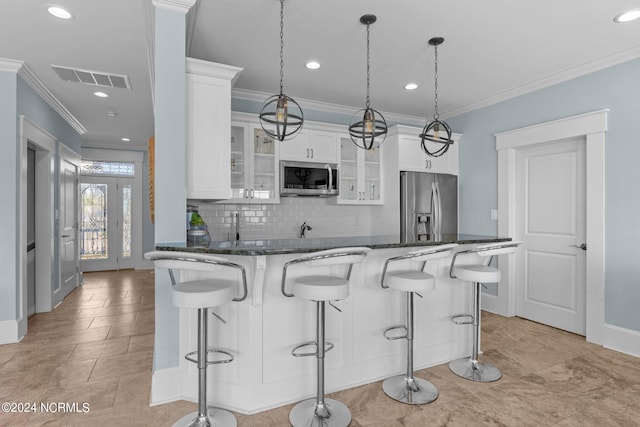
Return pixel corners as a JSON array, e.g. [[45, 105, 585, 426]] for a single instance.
[[150, 237, 508, 413], [185, 58, 242, 200]]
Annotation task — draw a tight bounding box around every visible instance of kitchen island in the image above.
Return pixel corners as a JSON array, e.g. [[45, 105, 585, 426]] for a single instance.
[[152, 235, 510, 413]]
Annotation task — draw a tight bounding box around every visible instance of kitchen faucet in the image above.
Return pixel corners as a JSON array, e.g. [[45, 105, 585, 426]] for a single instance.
[[299, 221, 312, 239]]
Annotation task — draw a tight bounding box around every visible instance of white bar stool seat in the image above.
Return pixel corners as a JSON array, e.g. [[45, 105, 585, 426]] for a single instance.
[[281, 247, 371, 427], [146, 251, 248, 427], [379, 243, 457, 405], [292, 275, 350, 301], [448, 241, 520, 383]]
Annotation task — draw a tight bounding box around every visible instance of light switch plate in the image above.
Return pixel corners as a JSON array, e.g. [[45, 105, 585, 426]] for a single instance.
[[490, 209, 498, 220]]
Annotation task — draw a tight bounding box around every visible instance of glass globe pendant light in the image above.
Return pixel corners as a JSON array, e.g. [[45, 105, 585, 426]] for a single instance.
[[259, 0, 303, 141], [349, 14, 387, 150], [419, 37, 454, 157]]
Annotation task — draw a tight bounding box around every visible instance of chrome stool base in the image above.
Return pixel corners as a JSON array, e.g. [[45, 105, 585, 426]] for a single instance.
[[382, 375, 439, 405], [172, 407, 237, 427], [448, 357, 501, 382], [289, 398, 351, 427]]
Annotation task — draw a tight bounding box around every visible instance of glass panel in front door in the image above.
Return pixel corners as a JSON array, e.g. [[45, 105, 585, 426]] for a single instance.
[[80, 183, 108, 260]]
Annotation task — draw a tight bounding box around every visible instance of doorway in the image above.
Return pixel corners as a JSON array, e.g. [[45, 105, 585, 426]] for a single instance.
[[494, 110, 606, 345], [80, 175, 134, 271]]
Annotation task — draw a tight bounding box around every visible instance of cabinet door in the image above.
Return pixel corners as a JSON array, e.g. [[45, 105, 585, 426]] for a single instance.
[[339, 137, 359, 201], [186, 73, 232, 200], [362, 146, 382, 202], [230, 123, 248, 200], [250, 126, 279, 202], [337, 136, 383, 204], [306, 130, 338, 163], [398, 133, 458, 174], [279, 132, 309, 161]]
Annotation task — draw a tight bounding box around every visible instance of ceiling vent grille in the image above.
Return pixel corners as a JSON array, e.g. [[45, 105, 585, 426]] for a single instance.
[[51, 65, 131, 90]]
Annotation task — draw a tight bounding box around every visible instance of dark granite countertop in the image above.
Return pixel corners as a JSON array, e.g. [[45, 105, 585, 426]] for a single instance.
[[156, 234, 511, 256]]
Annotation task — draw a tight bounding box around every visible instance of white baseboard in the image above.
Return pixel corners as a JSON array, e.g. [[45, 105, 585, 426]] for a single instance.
[[150, 367, 183, 406], [0, 320, 21, 344], [603, 323, 640, 358]]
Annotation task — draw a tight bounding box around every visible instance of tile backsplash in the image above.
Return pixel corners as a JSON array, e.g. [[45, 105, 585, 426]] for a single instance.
[[194, 198, 374, 241]]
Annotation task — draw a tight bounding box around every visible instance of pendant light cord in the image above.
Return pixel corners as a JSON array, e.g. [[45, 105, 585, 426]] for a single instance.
[[279, 0, 285, 96], [366, 22, 371, 109], [433, 43, 439, 120]]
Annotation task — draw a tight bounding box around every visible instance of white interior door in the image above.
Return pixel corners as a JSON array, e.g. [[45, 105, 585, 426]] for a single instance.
[[58, 147, 80, 305], [515, 137, 586, 335], [80, 176, 133, 271]]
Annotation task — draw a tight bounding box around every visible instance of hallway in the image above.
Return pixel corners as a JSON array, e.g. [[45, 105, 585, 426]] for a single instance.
[[1, 269, 639, 426]]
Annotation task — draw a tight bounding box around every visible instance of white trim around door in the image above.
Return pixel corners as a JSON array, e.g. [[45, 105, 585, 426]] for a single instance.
[[495, 109, 606, 345]]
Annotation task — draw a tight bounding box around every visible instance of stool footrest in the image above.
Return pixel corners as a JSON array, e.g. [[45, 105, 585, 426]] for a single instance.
[[451, 314, 474, 325], [185, 348, 234, 365], [291, 341, 334, 357], [383, 325, 408, 340]]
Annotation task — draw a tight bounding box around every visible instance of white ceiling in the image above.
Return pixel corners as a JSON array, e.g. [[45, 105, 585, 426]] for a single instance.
[[2, 0, 640, 149]]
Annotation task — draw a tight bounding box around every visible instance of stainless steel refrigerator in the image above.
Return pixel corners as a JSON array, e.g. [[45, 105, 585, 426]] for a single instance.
[[400, 171, 458, 243]]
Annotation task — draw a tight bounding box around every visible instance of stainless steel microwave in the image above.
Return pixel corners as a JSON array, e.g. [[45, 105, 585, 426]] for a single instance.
[[280, 160, 339, 197]]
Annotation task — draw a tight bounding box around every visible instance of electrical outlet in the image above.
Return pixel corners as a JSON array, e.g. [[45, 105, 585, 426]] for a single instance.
[[490, 209, 499, 220]]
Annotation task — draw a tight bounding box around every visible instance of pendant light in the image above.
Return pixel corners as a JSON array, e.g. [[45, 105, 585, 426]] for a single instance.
[[419, 37, 454, 157], [349, 14, 387, 150], [259, 0, 303, 141]]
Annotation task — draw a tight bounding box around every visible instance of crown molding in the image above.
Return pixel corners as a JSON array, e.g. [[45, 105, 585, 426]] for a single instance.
[[151, 0, 197, 14], [443, 43, 640, 119], [231, 88, 426, 127], [17, 63, 86, 135], [0, 58, 23, 73]]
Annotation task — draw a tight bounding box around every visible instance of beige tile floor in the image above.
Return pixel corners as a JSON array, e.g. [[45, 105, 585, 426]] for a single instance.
[[1, 269, 639, 426]]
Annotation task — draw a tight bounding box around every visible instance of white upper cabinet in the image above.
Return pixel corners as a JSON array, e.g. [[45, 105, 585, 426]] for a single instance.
[[394, 125, 460, 175], [229, 116, 280, 204], [337, 136, 383, 205], [279, 128, 339, 163], [186, 58, 242, 200]]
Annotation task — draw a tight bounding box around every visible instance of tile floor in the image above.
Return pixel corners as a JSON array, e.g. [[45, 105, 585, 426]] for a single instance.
[[1, 269, 639, 426]]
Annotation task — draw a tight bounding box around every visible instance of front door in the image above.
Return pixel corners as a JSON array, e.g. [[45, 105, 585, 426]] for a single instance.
[[80, 176, 133, 271], [515, 137, 586, 335], [58, 148, 80, 305]]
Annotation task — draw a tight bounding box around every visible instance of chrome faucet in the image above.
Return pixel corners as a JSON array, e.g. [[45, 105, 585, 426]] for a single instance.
[[299, 221, 312, 238]]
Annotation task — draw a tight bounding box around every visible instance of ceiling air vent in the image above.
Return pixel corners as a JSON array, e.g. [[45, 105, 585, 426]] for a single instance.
[[51, 65, 131, 90]]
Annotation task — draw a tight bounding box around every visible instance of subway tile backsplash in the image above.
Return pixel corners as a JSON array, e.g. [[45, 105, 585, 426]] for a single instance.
[[194, 198, 373, 241]]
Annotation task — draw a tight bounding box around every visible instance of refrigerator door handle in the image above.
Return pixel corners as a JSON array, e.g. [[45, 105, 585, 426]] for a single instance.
[[430, 181, 437, 237], [433, 180, 442, 236]]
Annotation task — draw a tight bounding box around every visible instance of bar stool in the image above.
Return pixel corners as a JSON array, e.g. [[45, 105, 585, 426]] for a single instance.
[[145, 251, 248, 427], [448, 241, 520, 382], [380, 243, 457, 405], [281, 247, 371, 427]]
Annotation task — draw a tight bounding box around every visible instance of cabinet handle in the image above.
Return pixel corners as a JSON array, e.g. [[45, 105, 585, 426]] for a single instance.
[[306, 148, 309, 158], [250, 189, 254, 199], [310, 148, 314, 158], [244, 189, 249, 198]]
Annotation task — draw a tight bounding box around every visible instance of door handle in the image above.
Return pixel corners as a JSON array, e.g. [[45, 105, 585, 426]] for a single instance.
[[572, 243, 587, 251], [61, 234, 70, 238]]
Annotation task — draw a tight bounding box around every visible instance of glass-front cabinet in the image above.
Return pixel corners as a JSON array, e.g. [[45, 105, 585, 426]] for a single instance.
[[229, 122, 279, 203], [337, 136, 382, 204]]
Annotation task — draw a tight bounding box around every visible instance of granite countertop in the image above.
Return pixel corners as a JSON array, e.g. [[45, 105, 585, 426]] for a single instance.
[[156, 234, 511, 256]]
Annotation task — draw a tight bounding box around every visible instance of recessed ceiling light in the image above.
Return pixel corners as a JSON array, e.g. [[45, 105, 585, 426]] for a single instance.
[[404, 83, 418, 90], [305, 61, 321, 70], [121, 138, 131, 142], [614, 9, 640, 23], [47, 5, 73, 20], [94, 91, 108, 98]]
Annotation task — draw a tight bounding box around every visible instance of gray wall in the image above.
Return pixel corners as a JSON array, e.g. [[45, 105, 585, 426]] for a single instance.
[[0, 68, 80, 325], [447, 57, 640, 332]]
